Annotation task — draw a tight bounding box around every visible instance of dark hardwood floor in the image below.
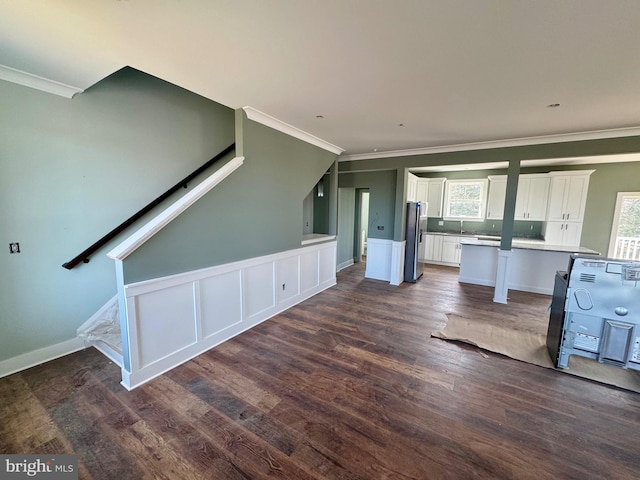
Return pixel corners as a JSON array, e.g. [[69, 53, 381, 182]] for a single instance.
[[2, 262, 640, 479]]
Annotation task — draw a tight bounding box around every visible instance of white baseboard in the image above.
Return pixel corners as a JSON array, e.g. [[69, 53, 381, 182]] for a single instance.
[[0, 337, 86, 379], [337, 259, 354, 272], [458, 276, 495, 287]]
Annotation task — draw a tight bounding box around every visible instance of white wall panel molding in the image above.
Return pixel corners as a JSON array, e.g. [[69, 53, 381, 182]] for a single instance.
[[0, 64, 85, 98], [243, 106, 344, 155], [120, 241, 337, 390], [365, 238, 393, 282], [389, 241, 406, 286], [493, 249, 513, 304]]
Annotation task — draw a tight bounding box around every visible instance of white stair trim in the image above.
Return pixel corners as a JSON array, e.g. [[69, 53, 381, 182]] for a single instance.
[[108, 156, 244, 261]]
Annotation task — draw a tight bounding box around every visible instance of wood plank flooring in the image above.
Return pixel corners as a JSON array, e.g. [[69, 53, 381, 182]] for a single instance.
[[2, 262, 640, 479]]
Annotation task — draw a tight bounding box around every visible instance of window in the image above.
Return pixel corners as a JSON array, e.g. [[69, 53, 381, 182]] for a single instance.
[[444, 179, 488, 220], [608, 192, 640, 260]]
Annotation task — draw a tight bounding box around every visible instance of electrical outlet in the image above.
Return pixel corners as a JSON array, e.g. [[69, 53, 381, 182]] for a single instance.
[[377, 225, 384, 230], [282, 283, 286, 291], [9, 243, 20, 254], [438, 221, 444, 226]]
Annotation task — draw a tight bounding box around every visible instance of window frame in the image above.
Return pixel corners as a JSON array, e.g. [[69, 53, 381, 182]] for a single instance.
[[443, 178, 489, 222]]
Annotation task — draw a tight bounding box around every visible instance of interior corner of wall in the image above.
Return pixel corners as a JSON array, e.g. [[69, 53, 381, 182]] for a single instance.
[[234, 108, 245, 157]]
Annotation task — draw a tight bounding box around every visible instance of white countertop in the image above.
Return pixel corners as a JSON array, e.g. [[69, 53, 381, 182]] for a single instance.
[[459, 236, 599, 254]]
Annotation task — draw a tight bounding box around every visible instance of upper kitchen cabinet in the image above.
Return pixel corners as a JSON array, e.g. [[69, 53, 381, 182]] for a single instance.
[[546, 171, 594, 222], [514, 174, 550, 221], [426, 178, 446, 218], [416, 177, 446, 217], [407, 172, 419, 202], [416, 178, 428, 205], [486, 175, 507, 220]]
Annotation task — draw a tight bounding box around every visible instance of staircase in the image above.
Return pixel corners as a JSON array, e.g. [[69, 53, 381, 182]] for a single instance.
[[76, 296, 123, 367]]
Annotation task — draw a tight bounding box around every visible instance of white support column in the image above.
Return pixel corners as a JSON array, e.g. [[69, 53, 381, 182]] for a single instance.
[[493, 249, 513, 303]]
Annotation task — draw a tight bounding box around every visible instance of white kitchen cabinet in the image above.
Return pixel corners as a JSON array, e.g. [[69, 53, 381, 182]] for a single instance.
[[416, 179, 429, 205], [546, 171, 593, 222], [426, 178, 446, 217], [485, 174, 549, 221], [415, 178, 446, 217], [423, 234, 461, 265], [418, 232, 427, 261], [441, 235, 462, 264], [407, 172, 419, 202], [486, 175, 507, 220], [543, 221, 582, 247], [515, 174, 550, 221], [423, 234, 443, 261]]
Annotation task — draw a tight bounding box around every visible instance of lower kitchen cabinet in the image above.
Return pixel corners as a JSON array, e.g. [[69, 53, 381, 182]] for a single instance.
[[441, 235, 462, 264], [422, 234, 461, 265], [422, 234, 442, 262]]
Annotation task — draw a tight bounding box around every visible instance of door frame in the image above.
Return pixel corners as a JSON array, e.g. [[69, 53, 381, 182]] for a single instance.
[[354, 189, 370, 262]]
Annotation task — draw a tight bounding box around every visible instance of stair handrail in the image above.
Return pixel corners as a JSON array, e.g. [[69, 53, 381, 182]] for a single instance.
[[62, 143, 235, 269]]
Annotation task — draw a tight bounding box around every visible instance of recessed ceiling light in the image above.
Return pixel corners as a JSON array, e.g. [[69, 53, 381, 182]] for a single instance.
[[373, 148, 378, 152], [315, 115, 324, 118], [398, 123, 404, 127], [547, 103, 560, 108]]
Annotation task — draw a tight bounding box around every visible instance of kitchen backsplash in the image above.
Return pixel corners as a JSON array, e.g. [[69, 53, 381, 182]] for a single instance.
[[424, 218, 543, 239]]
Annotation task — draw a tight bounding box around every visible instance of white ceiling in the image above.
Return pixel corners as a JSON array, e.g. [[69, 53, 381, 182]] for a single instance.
[[2, 0, 640, 157]]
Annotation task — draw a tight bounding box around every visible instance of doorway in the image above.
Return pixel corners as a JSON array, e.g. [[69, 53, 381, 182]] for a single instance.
[[356, 190, 370, 263], [608, 192, 640, 260]]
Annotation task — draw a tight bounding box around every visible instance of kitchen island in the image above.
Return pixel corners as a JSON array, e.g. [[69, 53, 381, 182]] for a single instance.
[[458, 238, 599, 295]]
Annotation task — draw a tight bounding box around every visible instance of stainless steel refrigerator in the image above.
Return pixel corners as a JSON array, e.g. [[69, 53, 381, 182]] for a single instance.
[[404, 201, 424, 282]]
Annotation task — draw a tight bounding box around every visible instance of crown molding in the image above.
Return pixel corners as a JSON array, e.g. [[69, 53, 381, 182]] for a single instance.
[[243, 106, 344, 155], [340, 126, 640, 162], [0, 64, 84, 98]]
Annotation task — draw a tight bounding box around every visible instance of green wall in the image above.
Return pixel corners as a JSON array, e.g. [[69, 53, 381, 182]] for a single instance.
[[313, 173, 332, 234], [0, 68, 234, 362], [337, 188, 356, 267], [121, 111, 338, 283], [338, 170, 397, 241]]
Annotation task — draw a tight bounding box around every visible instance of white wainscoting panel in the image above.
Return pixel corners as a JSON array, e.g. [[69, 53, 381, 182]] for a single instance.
[[300, 250, 320, 294], [319, 245, 337, 284], [276, 256, 300, 305], [244, 262, 276, 319], [200, 270, 243, 339], [135, 283, 197, 368], [119, 241, 337, 390], [365, 238, 393, 282], [390, 241, 406, 286]]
